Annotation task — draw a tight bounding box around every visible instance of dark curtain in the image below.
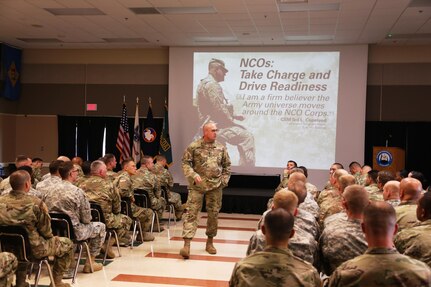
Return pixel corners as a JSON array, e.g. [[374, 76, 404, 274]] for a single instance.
[[58, 115, 77, 159]]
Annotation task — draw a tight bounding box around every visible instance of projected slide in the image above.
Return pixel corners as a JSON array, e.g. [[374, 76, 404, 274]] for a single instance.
[[193, 52, 339, 170]]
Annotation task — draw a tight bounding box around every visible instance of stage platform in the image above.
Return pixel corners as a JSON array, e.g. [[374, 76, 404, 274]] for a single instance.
[[173, 174, 279, 215]]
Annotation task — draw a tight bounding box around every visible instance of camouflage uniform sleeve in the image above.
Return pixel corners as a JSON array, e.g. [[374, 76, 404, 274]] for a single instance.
[[35, 200, 53, 239], [78, 189, 92, 224], [275, 177, 288, 192], [221, 146, 231, 187], [110, 182, 121, 214], [328, 266, 343, 287], [206, 82, 234, 124], [182, 144, 199, 182]]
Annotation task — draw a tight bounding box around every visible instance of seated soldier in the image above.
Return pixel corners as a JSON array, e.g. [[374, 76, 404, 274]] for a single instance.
[[0, 170, 73, 287], [132, 156, 166, 230], [394, 191, 431, 267], [329, 201, 431, 286], [247, 189, 318, 266], [231, 208, 321, 287], [395, 177, 422, 231], [78, 160, 132, 256], [153, 155, 184, 220], [113, 159, 155, 241], [43, 161, 106, 273], [320, 185, 369, 275]]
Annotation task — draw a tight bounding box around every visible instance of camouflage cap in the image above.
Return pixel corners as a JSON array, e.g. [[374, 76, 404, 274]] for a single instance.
[[209, 58, 228, 72]]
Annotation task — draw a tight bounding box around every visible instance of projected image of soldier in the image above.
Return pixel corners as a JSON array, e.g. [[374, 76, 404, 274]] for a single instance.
[[196, 58, 255, 166]]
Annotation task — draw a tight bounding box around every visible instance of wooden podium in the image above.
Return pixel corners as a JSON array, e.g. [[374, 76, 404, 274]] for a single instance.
[[373, 146, 405, 173]]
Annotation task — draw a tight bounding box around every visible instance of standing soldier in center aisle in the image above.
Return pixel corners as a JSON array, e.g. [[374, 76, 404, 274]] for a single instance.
[[153, 155, 184, 220], [180, 121, 231, 259], [113, 158, 155, 241], [78, 160, 132, 256]]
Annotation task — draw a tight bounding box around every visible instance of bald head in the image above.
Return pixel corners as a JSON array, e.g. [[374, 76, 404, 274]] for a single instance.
[[343, 185, 369, 215], [363, 201, 397, 238], [57, 156, 71, 162], [332, 169, 348, 185], [289, 171, 306, 183], [383, 180, 400, 201], [400, 177, 422, 202], [338, 174, 356, 192], [10, 170, 31, 191], [287, 180, 307, 204], [273, 189, 298, 214]]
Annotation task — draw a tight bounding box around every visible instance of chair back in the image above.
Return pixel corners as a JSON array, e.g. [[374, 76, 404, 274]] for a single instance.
[[90, 201, 106, 223], [49, 212, 75, 240], [160, 186, 169, 202], [134, 189, 150, 208], [0, 225, 31, 262], [120, 197, 132, 217]]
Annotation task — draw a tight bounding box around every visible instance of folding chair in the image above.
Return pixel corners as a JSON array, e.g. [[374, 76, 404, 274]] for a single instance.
[[120, 197, 144, 248], [161, 186, 176, 229], [134, 189, 160, 233], [0, 225, 55, 287], [50, 212, 93, 283], [89, 202, 121, 264]]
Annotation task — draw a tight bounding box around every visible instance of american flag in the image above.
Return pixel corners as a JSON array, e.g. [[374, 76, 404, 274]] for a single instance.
[[116, 103, 131, 162]]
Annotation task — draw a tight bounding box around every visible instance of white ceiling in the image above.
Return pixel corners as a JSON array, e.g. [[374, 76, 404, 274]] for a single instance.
[[0, 0, 430, 49]]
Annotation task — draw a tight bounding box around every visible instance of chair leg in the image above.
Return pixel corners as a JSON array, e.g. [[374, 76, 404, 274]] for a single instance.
[[34, 261, 43, 287], [154, 212, 160, 233], [103, 232, 112, 265], [137, 220, 144, 242], [43, 259, 55, 287], [84, 242, 93, 273], [131, 220, 137, 249], [72, 243, 83, 283], [113, 231, 121, 257], [150, 211, 155, 234]]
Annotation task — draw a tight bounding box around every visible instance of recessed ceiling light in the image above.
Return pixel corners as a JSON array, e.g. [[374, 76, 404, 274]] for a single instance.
[[285, 35, 334, 41], [194, 36, 238, 42]]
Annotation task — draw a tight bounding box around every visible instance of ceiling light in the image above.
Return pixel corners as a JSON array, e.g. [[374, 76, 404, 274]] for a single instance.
[[194, 36, 238, 42], [157, 7, 216, 14], [285, 35, 334, 41], [278, 3, 339, 12]]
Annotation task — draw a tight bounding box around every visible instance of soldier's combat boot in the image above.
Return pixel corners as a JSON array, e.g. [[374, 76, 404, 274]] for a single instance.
[[179, 238, 191, 259], [50, 271, 71, 287], [83, 255, 103, 273], [101, 237, 116, 259], [15, 264, 29, 287], [205, 237, 217, 255]]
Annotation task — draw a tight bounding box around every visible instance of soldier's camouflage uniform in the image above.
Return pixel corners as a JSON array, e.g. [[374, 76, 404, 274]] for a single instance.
[[323, 211, 348, 229], [182, 137, 231, 239], [328, 247, 431, 287], [114, 171, 153, 232], [0, 177, 10, 194], [394, 218, 431, 268], [2, 186, 43, 199], [353, 172, 365, 186], [132, 167, 166, 220], [320, 217, 368, 275], [43, 180, 106, 256], [365, 184, 383, 201], [247, 226, 318, 266], [106, 170, 118, 183], [231, 246, 321, 287], [0, 189, 73, 275], [395, 201, 419, 231], [386, 198, 401, 207], [78, 175, 132, 243], [36, 174, 62, 195], [33, 167, 43, 182], [0, 252, 18, 287], [300, 192, 320, 219], [153, 163, 184, 219], [197, 74, 255, 166], [318, 190, 344, 225]]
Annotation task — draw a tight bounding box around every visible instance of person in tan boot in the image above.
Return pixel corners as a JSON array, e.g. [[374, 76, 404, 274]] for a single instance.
[[43, 161, 106, 273], [180, 122, 231, 259]]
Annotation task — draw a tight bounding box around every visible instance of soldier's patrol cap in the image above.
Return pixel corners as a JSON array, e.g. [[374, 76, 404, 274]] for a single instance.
[[209, 58, 228, 72]]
